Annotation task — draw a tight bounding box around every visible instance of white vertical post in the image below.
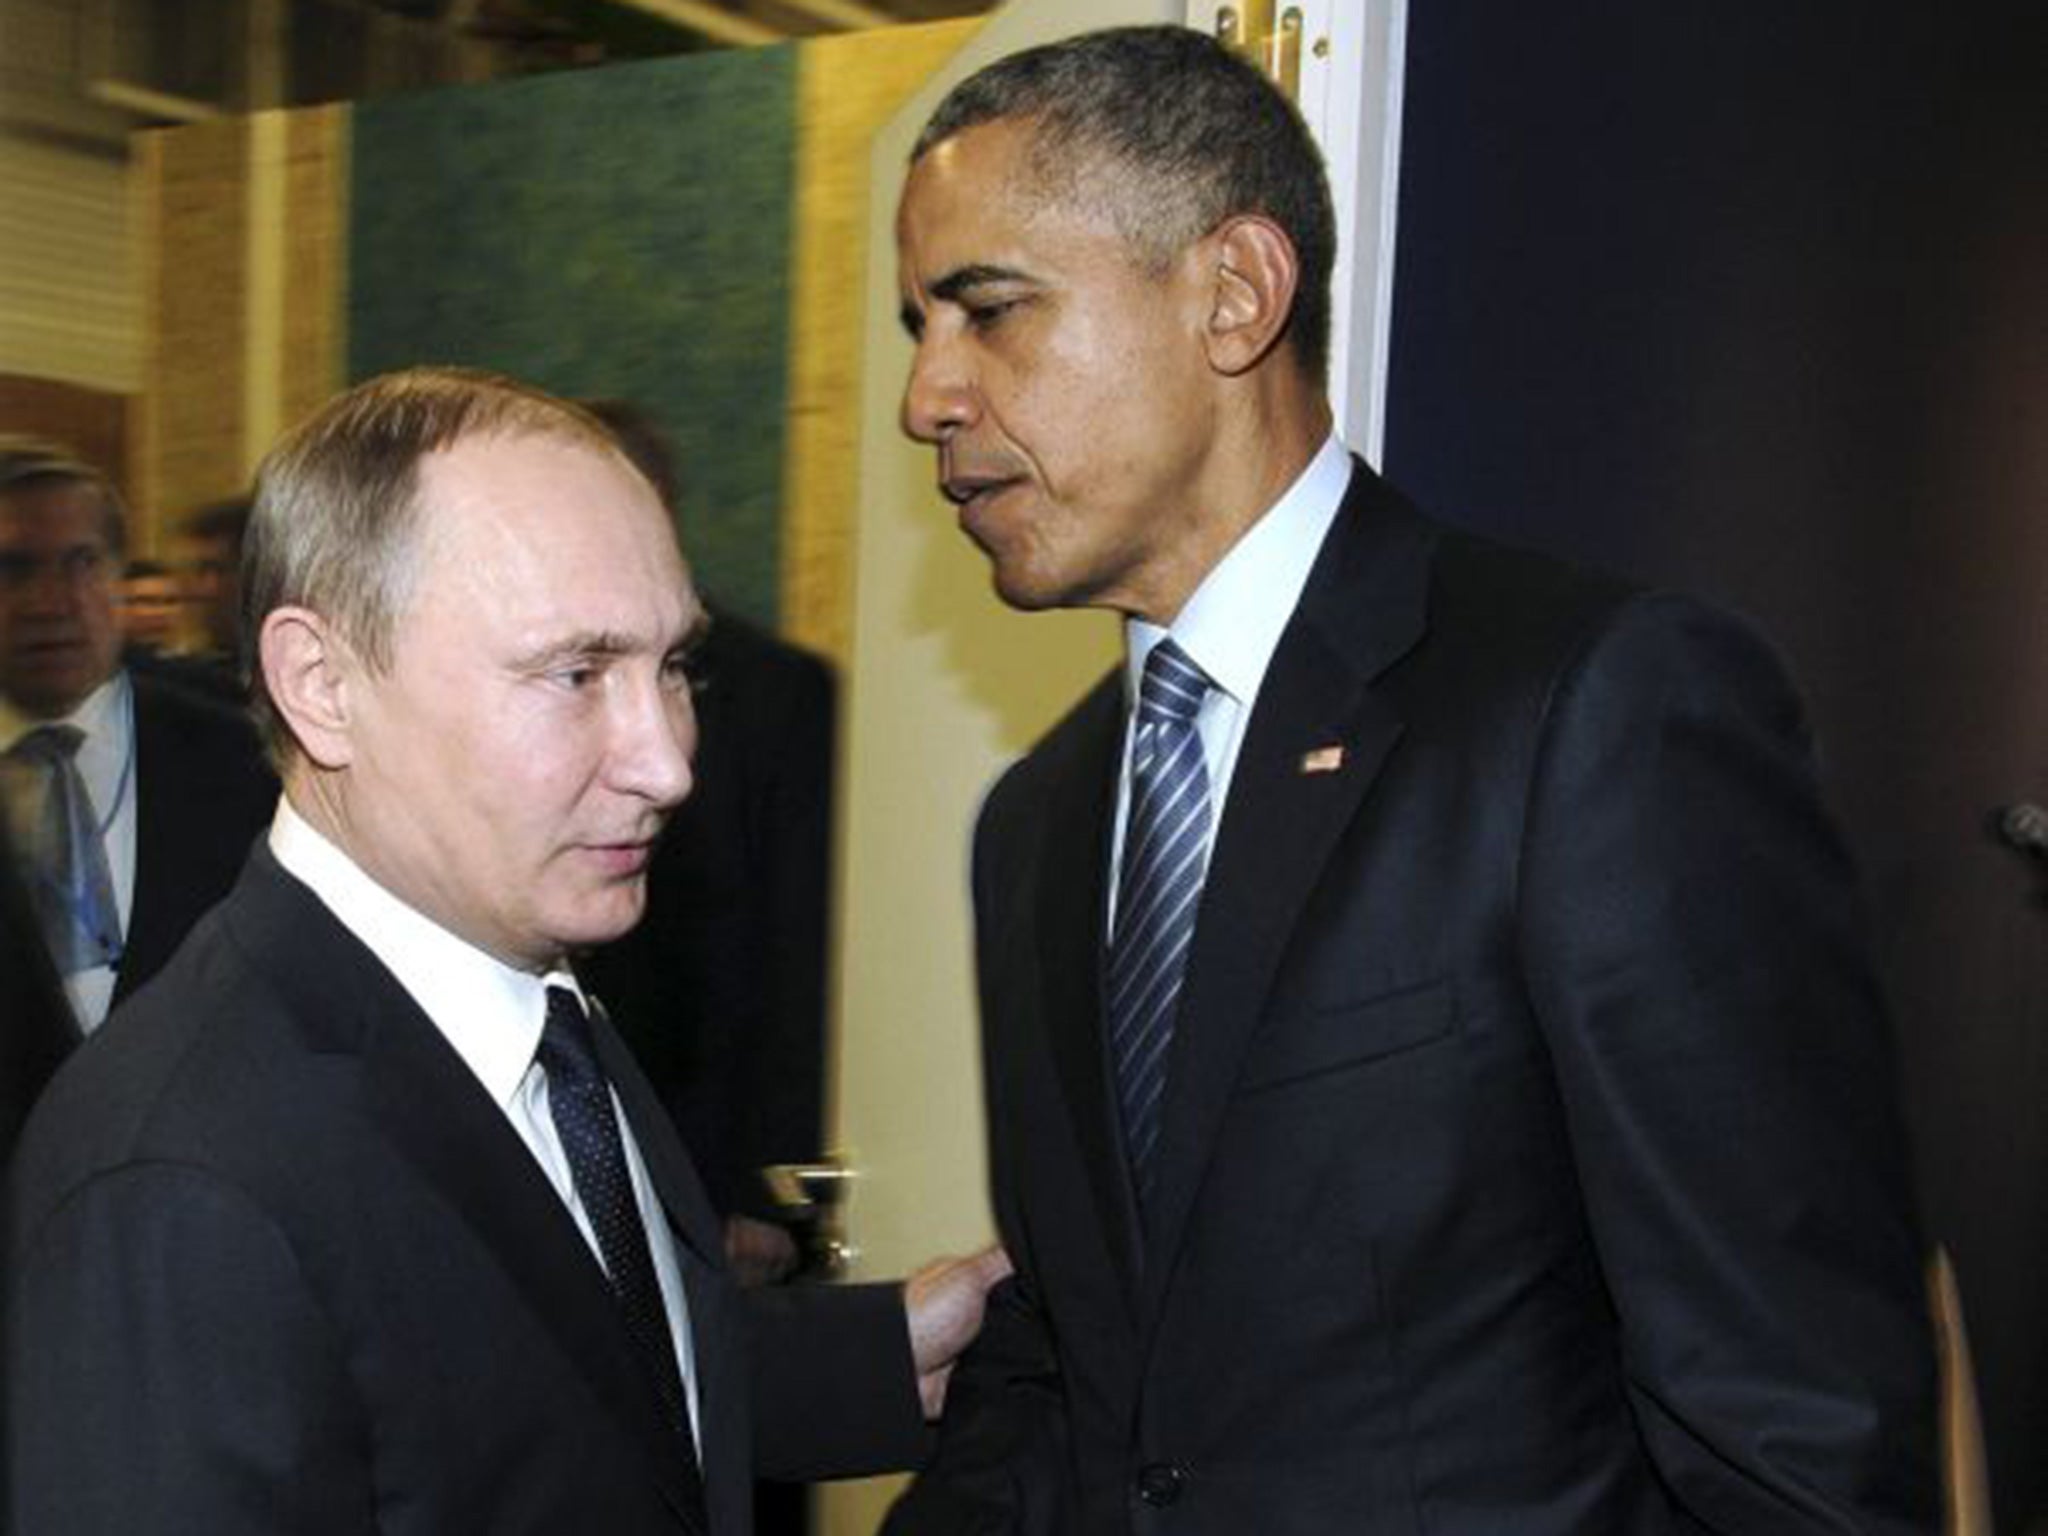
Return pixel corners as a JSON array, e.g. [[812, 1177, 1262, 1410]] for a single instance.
[[1183, 1, 1409, 464]]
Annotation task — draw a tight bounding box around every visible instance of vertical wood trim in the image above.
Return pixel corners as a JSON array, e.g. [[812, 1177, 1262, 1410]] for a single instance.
[[137, 116, 249, 543], [782, 20, 979, 667], [277, 105, 349, 437], [243, 109, 289, 476], [130, 130, 166, 548]]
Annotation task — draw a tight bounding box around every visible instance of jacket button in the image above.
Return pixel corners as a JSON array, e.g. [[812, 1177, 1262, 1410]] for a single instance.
[[1135, 1462, 1186, 1507]]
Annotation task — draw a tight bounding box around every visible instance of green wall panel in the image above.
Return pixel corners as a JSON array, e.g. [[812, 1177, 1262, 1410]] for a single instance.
[[348, 48, 797, 625]]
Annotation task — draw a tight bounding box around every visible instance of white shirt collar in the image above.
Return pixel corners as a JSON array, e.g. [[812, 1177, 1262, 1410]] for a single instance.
[[1125, 431, 1351, 706], [1, 671, 134, 841], [0, 667, 126, 753], [269, 798, 582, 1110]]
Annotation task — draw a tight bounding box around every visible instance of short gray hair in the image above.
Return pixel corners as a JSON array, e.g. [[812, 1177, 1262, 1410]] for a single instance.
[[914, 25, 1336, 382], [245, 366, 620, 760], [0, 436, 127, 557]]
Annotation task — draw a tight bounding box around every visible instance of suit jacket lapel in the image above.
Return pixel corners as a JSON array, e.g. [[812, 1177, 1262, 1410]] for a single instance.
[[1140, 464, 1436, 1321], [1034, 676, 1146, 1315], [119, 679, 173, 1001], [589, 995, 740, 1523], [225, 850, 707, 1530]]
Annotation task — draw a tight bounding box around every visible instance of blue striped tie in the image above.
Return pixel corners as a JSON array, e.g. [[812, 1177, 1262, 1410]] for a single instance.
[[1108, 639, 1213, 1205], [8, 724, 122, 976]]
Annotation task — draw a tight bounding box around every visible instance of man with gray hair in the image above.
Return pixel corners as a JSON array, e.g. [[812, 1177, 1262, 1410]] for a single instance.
[[0, 437, 272, 1038], [7, 368, 1004, 1533], [887, 24, 1936, 1534]]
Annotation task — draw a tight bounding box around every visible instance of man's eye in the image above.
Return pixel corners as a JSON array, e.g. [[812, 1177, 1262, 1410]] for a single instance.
[[660, 654, 697, 693], [966, 298, 1022, 330], [552, 665, 598, 691], [62, 549, 105, 578]]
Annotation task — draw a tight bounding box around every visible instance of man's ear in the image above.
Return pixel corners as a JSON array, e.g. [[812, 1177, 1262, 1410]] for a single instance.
[[1200, 215, 1301, 377], [259, 606, 356, 771]]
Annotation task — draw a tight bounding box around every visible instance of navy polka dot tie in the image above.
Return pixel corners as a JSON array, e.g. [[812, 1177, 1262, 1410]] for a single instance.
[[539, 986, 707, 1512], [1107, 639, 1214, 1207]]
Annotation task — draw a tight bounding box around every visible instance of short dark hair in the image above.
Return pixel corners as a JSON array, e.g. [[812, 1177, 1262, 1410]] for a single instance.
[[580, 398, 683, 516], [913, 25, 1336, 382], [185, 494, 253, 549], [0, 436, 127, 557]]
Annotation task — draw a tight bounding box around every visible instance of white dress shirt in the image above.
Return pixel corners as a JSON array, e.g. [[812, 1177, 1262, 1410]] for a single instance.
[[0, 671, 138, 1031], [1110, 433, 1351, 929], [270, 799, 702, 1445]]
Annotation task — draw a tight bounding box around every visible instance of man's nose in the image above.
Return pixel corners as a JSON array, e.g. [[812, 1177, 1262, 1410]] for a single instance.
[[900, 336, 976, 445], [19, 561, 80, 614], [613, 676, 695, 809]]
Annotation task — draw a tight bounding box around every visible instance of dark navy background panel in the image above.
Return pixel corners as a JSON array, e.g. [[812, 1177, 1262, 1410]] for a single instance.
[[1383, 6, 2045, 1524]]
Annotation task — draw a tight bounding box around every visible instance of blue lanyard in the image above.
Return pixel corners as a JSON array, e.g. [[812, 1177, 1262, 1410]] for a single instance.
[[97, 684, 136, 838], [29, 689, 134, 967]]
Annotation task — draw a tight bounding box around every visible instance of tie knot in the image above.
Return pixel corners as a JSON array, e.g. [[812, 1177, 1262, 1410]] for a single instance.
[[1136, 639, 1209, 728], [8, 723, 85, 767], [538, 985, 601, 1081]]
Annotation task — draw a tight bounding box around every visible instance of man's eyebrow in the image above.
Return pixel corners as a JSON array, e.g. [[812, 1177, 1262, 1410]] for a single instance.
[[930, 263, 1034, 304], [511, 631, 639, 670], [902, 264, 1036, 339]]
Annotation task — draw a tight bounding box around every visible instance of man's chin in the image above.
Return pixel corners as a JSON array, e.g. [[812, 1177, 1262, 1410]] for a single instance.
[[559, 886, 651, 953], [1, 673, 98, 719], [988, 560, 1079, 614]]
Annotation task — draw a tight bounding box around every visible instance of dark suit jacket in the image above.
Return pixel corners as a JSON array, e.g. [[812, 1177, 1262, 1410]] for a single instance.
[[5, 847, 923, 1534], [587, 608, 836, 1223], [890, 464, 1938, 1534], [0, 817, 69, 1163], [1, 671, 270, 1148], [115, 668, 277, 1005]]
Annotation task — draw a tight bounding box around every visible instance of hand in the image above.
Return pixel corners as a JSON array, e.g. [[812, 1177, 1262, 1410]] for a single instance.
[[904, 1245, 1013, 1420], [723, 1215, 802, 1289]]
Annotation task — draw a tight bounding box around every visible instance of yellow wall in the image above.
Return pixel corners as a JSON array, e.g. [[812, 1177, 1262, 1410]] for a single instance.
[[824, 2, 1181, 1529], [784, 22, 979, 669]]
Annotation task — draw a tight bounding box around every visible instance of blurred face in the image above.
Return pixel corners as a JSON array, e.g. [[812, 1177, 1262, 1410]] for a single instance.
[[896, 118, 1219, 620], [120, 572, 185, 651], [186, 531, 242, 654], [335, 432, 699, 971], [0, 479, 122, 718]]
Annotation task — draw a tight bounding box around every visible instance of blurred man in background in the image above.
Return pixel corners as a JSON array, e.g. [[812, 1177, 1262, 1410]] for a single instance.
[[0, 437, 272, 1038], [182, 493, 252, 675], [114, 559, 184, 656], [581, 398, 837, 1292]]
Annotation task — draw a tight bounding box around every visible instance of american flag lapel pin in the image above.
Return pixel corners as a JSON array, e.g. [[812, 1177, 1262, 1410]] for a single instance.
[[1299, 744, 1345, 775]]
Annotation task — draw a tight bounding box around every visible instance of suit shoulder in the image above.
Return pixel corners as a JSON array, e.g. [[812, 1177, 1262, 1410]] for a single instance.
[[692, 606, 836, 746], [133, 668, 264, 751], [1424, 524, 1775, 680], [9, 910, 301, 1229], [700, 607, 835, 692], [132, 666, 277, 798], [1429, 525, 1640, 638]]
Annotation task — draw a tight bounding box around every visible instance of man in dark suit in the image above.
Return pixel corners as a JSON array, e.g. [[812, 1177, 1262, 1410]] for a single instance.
[[0, 814, 69, 1162], [580, 399, 838, 1293], [885, 27, 1937, 1534], [0, 438, 274, 1043], [6, 368, 1003, 1534], [150, 492, 256, 703]]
